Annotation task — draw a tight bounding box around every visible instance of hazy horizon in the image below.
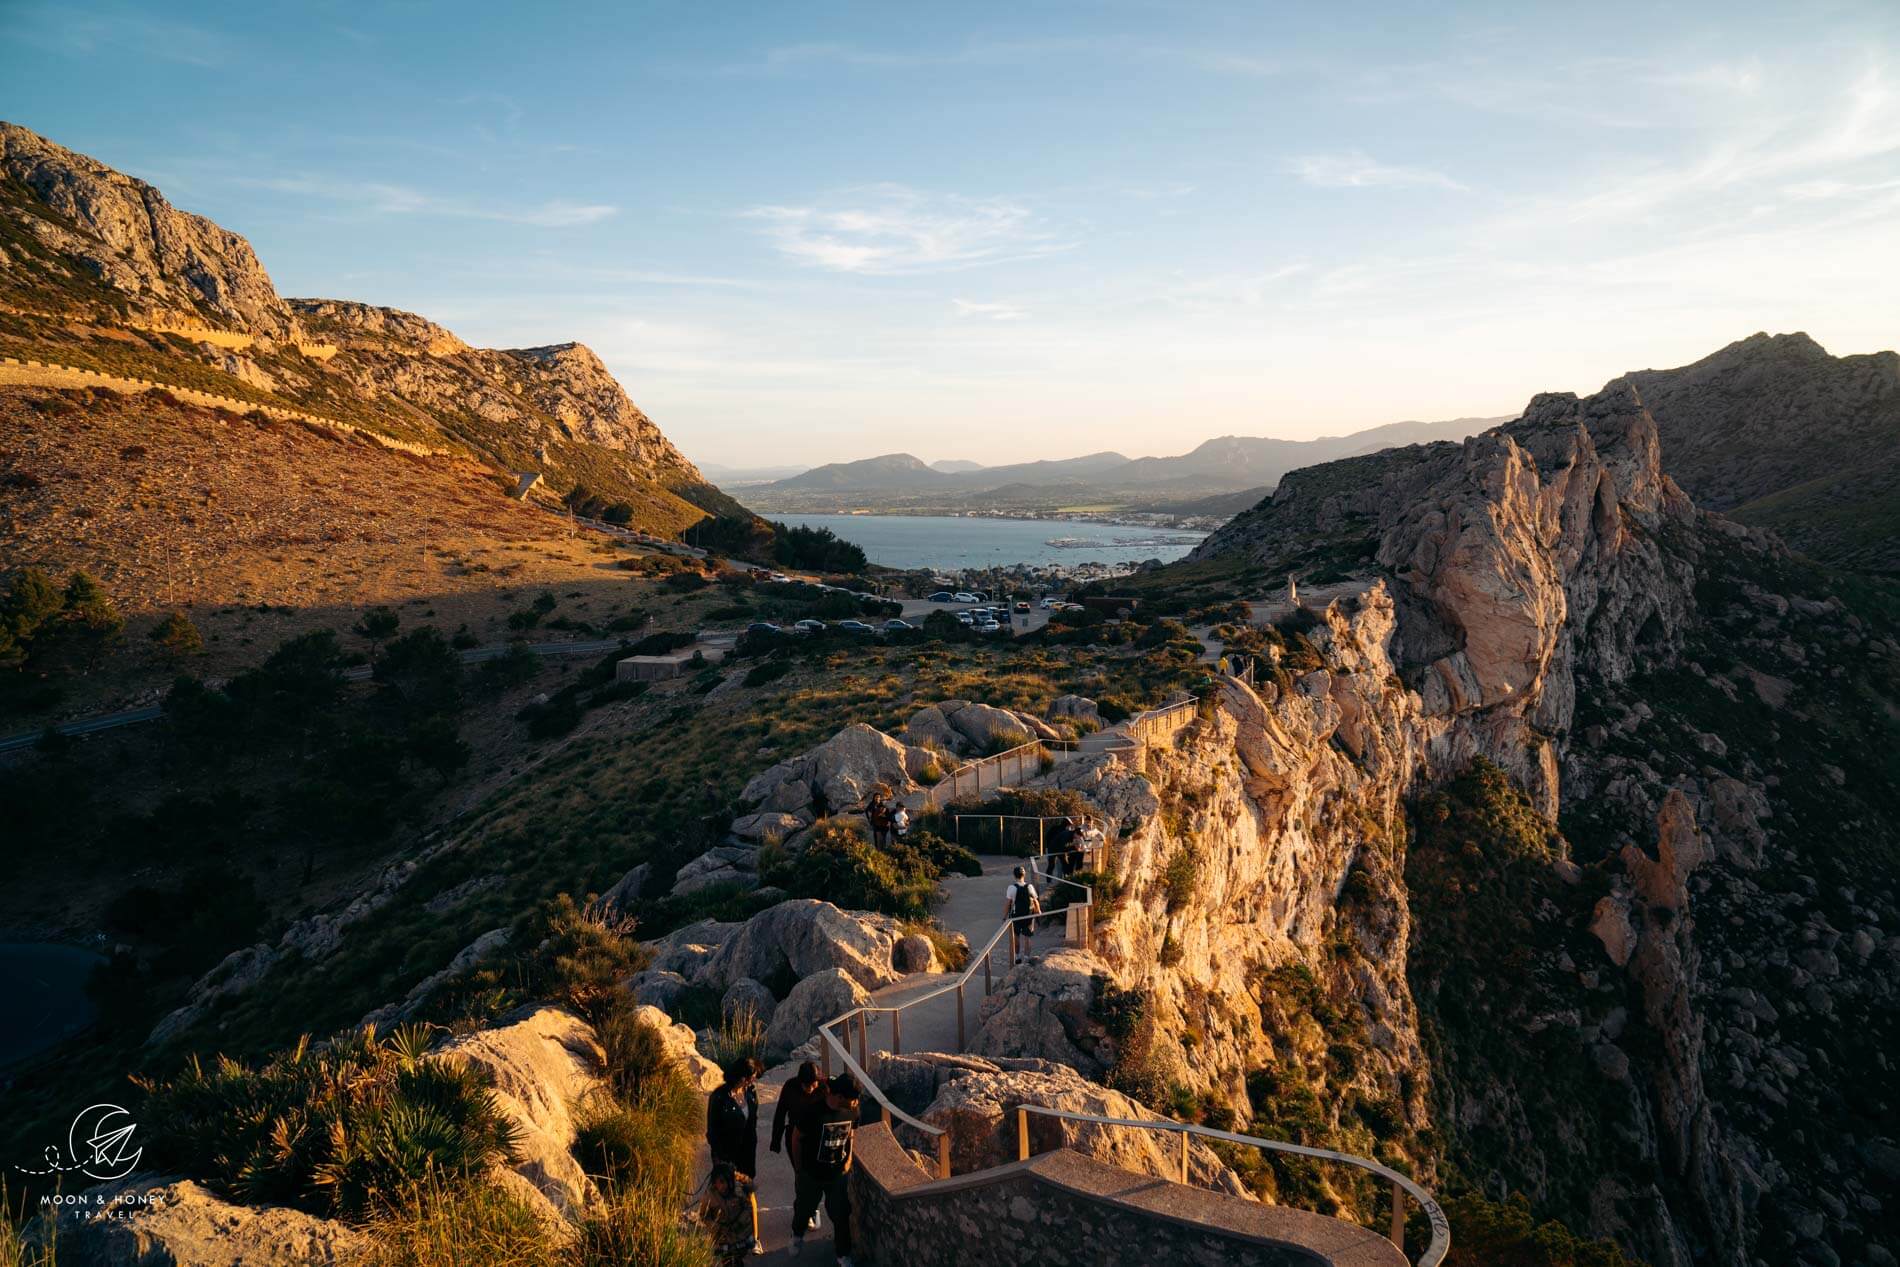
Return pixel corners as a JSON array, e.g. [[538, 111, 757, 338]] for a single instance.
[[6, 0, 1898, 467]]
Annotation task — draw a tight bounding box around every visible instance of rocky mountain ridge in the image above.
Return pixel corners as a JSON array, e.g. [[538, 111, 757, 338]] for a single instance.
[[1160, 379, 1898, 1265], [1620, 332, 1900, 573], [0, 121, 741, 534]]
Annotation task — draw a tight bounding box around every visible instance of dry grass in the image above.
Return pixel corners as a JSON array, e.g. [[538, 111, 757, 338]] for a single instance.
[[0, 386, 712, 723]]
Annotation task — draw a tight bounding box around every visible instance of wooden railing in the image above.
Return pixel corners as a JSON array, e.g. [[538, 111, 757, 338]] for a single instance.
[[814, 854, 1095, 1178], [1011, 1107, 1449, 1266]]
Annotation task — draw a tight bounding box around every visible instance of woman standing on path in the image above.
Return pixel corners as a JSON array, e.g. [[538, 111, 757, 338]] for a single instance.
[[706, 1056, 765, 1255]]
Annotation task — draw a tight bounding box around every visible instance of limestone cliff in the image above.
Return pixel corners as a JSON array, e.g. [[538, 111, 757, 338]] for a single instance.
[[1029, 381, 1898, 1265]]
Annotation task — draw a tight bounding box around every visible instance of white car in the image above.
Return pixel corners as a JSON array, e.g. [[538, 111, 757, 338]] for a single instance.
[[977, 620, 1003, 633], [1039, 596, 1062, 609], [768, 572, 792, 583], [792, 619, 826, 634], [883, 619, 914, 631], [953, 591, 977, 603], [956, 611, 975, 625]]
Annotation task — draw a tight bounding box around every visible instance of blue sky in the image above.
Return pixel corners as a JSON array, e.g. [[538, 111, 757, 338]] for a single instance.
[[6, 1, 1899, 468]]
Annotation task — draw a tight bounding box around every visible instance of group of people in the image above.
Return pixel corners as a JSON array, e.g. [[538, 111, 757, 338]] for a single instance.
[[1040, 814, 1105, 880], [701, 1057, 864, 1266], [865, 786, 910, 848]]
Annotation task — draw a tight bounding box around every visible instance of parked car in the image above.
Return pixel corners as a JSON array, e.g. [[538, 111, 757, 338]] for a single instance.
[[837, 619, 876, 633], [883, 619, 914, 631], [1039, 596, 1062, 609], [953, 591, 977, 603], [928, 591, 956, 603], [1013, 601, 1032, 613], [793, 619, 827, 634], [767, 572, 792, 583], [745, 621, 781, 635], [956, 611, 975, 625], [977, 620, 1003, 633]]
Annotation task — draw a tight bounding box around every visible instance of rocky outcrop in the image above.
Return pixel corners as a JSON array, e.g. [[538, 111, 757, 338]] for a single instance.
[[905, 699, 1062, 755], [1, 122, 295, 335], [358, 926, 510, 1029], [739, 723, 930, 821], [764, 967, 870, 1059], [436, 1006, 607, 1225], [29, 1174, 366, 1266], [694, 899, 925, 992], [631, 1003, 723, 1092], [876, 1053, 1250, 1197], [973, 948, 1113, 1077]]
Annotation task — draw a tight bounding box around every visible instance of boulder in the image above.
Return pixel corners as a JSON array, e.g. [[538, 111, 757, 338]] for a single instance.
[[627, 968, 689, 1011], [1049, 695, 1102, 727], [806, 723, 919, 809], [929, 700, 1059, 752], [359, 927, 511, 1029], [721, 977, 778, 1028], [913, 1058, 1251, 1196], [30, 1174, 367, 1266], [730, 812, 805, 843], [764, 778, 813, 814], [436, 1006, 606, 1225], [669, 845, 760, 897], [643, 918, 741, 977], [632, 1003, 724, 1092], [973, 948, 1111, 1077], [600, 862, 651, 910], [892, 933, 940, 974], [696, 899, 920, 991], [764, 967, 870, 1060], [903, 704, 965, 753]]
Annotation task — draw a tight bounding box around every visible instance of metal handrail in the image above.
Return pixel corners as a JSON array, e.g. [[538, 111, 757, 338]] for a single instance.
[[1013, 1106, 1449, 1267]]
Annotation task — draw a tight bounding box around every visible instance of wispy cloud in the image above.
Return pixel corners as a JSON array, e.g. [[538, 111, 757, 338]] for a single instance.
[[952, 299, 1026, 321], [7, 3, 238, 67], [745, 185, 1072, 275], [1287, 151, 1466, 191], [248, 175, 616, 227]]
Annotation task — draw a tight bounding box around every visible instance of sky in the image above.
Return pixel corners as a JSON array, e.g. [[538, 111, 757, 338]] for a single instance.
[[5, 1, 1900, 469]]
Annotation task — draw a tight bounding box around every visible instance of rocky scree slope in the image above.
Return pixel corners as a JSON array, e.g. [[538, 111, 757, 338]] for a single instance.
[[0, 121, 745, 536], [1043, 383, 1898, 1266]]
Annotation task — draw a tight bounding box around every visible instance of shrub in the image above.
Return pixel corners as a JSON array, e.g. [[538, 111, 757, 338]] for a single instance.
[[742, 657, 793, 688], [757, 817, 964, 920], [1163, 850, 1199, 910], [150, 610, 205, 657], [135, 1025, 520, 1217], [532, 895, 646, 1023], [1437, 1191, 1635, 1267]]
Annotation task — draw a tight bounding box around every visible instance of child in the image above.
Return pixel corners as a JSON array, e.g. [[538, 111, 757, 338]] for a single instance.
[[699, 1161, 758, 1267]]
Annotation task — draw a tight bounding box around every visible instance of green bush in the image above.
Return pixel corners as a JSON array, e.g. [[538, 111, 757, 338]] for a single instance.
[[135, 1025, 520, 1217], [1437, 1191, 1634, 1267], [758, 817, 971, 919], [357, 1175, 558, 1267]]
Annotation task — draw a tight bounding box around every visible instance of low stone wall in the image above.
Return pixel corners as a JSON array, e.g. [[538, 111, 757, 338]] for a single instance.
[[848, 1122, 1406, 1267], [0, 356, 444, 457]]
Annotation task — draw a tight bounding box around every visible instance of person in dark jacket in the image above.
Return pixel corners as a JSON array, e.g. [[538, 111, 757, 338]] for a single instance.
[[792, 1072, 862, 1264], [706, 1056, 764, 1253], [770, 1061, 827, 1229]]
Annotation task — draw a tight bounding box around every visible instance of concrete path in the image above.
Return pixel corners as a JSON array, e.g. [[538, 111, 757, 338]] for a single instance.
[[695, 855, 1033, 1264]]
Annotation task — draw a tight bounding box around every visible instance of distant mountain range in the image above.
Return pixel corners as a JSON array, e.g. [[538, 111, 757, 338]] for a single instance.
[[745, 416, 1510, 517]]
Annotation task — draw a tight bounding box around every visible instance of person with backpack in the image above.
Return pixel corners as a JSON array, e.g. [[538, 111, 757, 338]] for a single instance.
[[1004, 865, 1040, 962], [892, 804, 910, 838], [792, 1072, 863, 1264], [769, 1061, 827, 1231], [706, 1056, 764, 1255]]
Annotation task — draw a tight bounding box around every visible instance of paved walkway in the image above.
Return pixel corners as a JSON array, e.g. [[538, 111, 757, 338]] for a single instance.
[[696, 855, 1034, 1264]]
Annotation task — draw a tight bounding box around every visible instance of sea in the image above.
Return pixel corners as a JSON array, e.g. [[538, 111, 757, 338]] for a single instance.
[[772, 513, 1205, 572]]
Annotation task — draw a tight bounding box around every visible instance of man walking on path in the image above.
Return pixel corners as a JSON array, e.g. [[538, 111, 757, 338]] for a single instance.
[[1004, 865, 1040, 962], [792, 1072, 863, 1265], [770, 1061, 827, 1231]]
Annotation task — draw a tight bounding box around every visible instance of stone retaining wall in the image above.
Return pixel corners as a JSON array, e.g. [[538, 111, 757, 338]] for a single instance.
[[847, 1122, 1406, 1267], [0, 356, 443, 457]]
